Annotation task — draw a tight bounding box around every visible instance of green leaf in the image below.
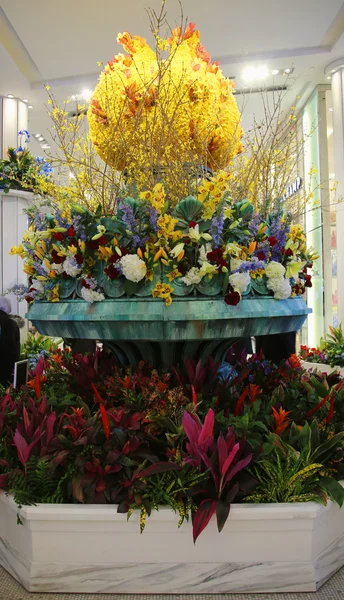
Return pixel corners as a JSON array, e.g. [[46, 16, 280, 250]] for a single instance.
[[319, 476, 344, 507], [123, 280, 140, 297]]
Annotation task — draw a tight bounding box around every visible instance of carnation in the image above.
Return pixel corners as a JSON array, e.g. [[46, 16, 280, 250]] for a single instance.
[[120, 254, 147, 282], [265, 261, 285, 279], [181, 267, 203, 286], [267, 276, 291, 300], [80, 287, 105, 303], [64, 255, 82, 278], [228, 272, 250, 294]]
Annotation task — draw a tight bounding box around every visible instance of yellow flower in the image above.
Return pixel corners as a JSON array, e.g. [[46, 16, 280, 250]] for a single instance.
[[23, 264, 35, 276], [152, 282, 174, 306], [166, 269, 182, 282], [47, 286, 59, 303], [157, 214, 178, 240], [10, 245, 25, 256]]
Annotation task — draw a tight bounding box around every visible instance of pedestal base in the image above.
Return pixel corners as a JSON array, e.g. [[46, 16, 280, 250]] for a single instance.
[[1, 492, 343, 594]]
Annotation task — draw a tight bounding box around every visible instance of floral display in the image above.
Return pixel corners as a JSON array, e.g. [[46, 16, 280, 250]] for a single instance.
[[10, 184, 316, 306], [300, 324, 344, 368], [1, 347, 344, 542], [88, 23, 243, 194], [0, 130, 53, 194]]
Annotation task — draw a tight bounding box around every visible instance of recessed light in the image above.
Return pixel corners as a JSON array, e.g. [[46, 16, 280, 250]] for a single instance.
[[329, 107, 333, 112], [327, 76, 331, 80], [28, 105, 33, 109], [7, 94, 14, 99], [242, 65, 268, 82], [22, 98, 29, 103], [38, 136, 44, 141], [42, 144, 50, 149], [332, 69, 336, 73], [284, 68, 292, 74], [35, 133, 41, 138], [82, 89, 92, 101], [71, 94, 76, 100], [271, 69, 280, 75]]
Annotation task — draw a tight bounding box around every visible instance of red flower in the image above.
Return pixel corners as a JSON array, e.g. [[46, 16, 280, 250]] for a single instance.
[[189, 221, 197, 228], [104, 264, 120, 279], [75, 253, 84, 265], [66, 226, 76, 237], [304, 274, 312, 288], [53, 232, 64, 241], [207, 248, 227, 268], [86, 236, 108, 250], [51, 249, 65, 264], [257, 251, 266, 261], [268, 236, 277, 246], [81, 278, 91, 289], [224, 291, 241, 306], [272, 406, 291, 435], [282, 248, 293, 257]]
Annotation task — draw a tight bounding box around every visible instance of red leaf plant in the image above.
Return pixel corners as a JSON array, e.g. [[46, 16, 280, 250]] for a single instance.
[[182, 408, 252, 542]]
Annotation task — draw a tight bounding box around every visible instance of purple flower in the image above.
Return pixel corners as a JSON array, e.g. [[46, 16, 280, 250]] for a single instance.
[[210, 210, 224, 248], [119, 201, 141, 249], [147, 206, 158, 232], [269, 214, 290, 260]]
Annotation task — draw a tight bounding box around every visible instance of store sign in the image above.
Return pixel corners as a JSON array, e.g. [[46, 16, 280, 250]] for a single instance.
[[283, 176, 302, 201]]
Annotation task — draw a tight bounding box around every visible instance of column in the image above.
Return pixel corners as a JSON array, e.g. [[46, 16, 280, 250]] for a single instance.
[[0, 97, 29, 330], [326, 60, 344, 325]]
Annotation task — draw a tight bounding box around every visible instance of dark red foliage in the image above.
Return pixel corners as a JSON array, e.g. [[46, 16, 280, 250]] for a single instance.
[[53, 232, 64, 241], [104, 264, 121, 279], [268, 236, 277, 246], [224, 291, 241, 306], [66, 226, 76, 237], [51, 249, 65, 264], [207, 248, 227, 268]]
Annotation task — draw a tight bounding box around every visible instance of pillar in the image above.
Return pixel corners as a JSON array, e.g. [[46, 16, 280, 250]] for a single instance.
[[326, 60, 344, 325]]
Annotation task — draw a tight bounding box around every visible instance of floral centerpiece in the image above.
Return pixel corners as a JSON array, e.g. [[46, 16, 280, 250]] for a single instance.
[[9, 17, 316, 308]]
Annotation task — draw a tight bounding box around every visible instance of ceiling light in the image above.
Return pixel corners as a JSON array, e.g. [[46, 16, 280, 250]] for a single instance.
[[329, 107, 333, 112], [332, 69, 336, 73], [35, 134, 41, 138], [71, 94, 76, 100], [42, 144, 50, 149], [271, 69, 280, 75], [327, 76, 331, 80], [28, 105, 33, 109], [242, 65, 268, 82], [284, 68, 292, 74], [7, 94, 14, 98], [82, 89, 92, 101], [38, 136, 44, 141], [22, 98, 28, 103]]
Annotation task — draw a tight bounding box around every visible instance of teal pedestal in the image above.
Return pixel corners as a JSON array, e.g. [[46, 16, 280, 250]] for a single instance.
[[27, 297, 310, 368]]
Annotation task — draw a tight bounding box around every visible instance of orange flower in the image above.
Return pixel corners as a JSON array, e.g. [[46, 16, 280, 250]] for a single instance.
[[272, 406, 291, 435], [27, 376, 47, 389], [71, 407, 84, 417], [52, 353, 63, 366], [248, 384, 261, 404], [288, 354, 301, 369]]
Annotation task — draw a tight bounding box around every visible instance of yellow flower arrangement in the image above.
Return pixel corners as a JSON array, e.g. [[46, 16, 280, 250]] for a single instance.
[[88, 24, 242, 199]]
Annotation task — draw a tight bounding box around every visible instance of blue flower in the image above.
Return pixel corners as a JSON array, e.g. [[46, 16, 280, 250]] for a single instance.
[[17, 145, 23, 152]]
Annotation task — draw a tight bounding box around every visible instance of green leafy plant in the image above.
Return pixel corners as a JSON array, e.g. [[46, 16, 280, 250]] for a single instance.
[[319, 325, 344, 367]]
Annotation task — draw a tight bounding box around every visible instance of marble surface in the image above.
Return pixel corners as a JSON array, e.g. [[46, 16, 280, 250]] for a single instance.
[[1, 492, 344, 594]]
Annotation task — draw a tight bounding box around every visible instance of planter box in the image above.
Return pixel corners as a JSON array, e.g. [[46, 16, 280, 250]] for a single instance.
[[301, 360, 344, 377], [0, 493, 344, 594]]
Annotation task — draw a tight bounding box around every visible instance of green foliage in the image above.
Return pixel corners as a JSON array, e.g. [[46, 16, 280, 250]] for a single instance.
[[9, 457, 61, 505], [21, 332, 62, 364], [0, 147, 41, 194], [319, 325, 344, 367]]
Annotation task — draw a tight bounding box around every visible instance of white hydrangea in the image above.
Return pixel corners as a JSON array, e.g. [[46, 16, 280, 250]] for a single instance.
[[267, 277, 291, 300], [265, 261, 285, 279], [181, 267, 203, 286], [80, 287, 105, 303], [64, 255, 82, 278], [120, 254, 147, 282], [228, 271, 251, 294], [51, 262, 65, 275], [31, 279, 44, 293]]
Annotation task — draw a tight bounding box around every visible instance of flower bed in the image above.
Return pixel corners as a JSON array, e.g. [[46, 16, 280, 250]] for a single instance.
[[0, 349, 344, 592]]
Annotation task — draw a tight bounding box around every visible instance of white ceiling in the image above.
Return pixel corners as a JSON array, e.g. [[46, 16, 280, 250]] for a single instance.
[[0, 0, 344, 155]]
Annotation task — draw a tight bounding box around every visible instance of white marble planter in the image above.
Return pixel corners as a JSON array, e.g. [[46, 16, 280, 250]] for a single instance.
[[0, 492, 344, 594], [301, 360, 344, 377]]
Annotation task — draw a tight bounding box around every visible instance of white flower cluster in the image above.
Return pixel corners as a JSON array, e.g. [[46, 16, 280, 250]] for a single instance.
[[64, 254, 82, 278], [230, 258, 244, 271], [120, 254, 147, 282], [267, 277, 291, 300], [181, 267, 203, 286], [265, 261, 285, 279], [265, 261, 291, 300], [80, 287, 105, 303], [228, 271, 250, 294], [51, 262, 64, 275]]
